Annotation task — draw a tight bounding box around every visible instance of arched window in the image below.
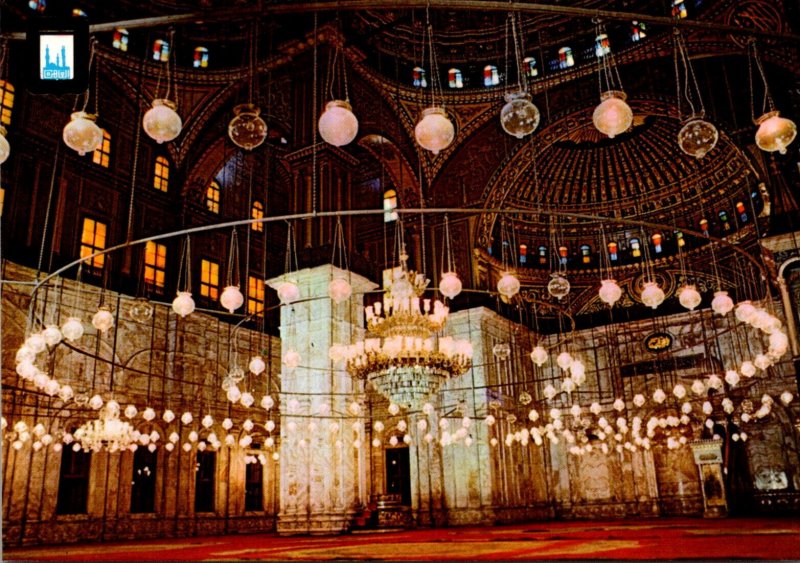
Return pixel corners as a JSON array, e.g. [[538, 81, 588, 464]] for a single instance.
[[251, 200, 264, 232], [558, 245, 568, 265], [153, 39, 170, 62], [448, 68, 463, 89], [523, 56, 538, 78], [631, 21, 647, 42], [28, 0, 46, 12], [630, 238, 641, 258], [112, 28, 129, 52], [483, 65, 500, 87], [248, 275, 265, 315], [130, 448, 157, 514], [558, 47, 574, 69], [519, 244, 527, 264], [413, 67, 427, 88], [153, 156, 169, 192], [672, 0, 688, 19], [383, 189, 398, 223], [595, 34, 611, 57], [206, 180, 221, 213], [718, 210, 731, 231], [607, 241, 618, 261], [0, 81, 15, 126], [92, 130, 111, 168], [144, 241, 167, 291], [193, 46, 209, 69], [538, 245, 547, 265], [580, 244, 591, 264], [699, 218, 709, 236], [651, 233, 663, 253], [736, 201, 748, 222]]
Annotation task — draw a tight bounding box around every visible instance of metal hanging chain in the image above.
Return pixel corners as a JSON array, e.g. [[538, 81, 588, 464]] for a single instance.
[[164, 28, 176, 103], [284, 221, 299, 274], [79, 41, 97, 113], [226, 228, 241, 287], [425, 1, 444, 108], [443, 214, 454, 273], [312, 12, 318, 215], [248, 23, 257, 105], [749, 41, 775, 119], [509, 11, 526, 93], [176, 235, 192, 293], [330, 216, 350, 272]]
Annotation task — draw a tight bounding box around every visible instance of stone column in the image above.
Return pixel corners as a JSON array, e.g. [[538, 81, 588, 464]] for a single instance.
[[690, 439, 728, 518], [776, 277, 800, 357], [267, 265, 378, 535]]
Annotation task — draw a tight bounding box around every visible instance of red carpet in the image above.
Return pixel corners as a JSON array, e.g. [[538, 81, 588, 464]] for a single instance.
[[5, 517, 800, 561]]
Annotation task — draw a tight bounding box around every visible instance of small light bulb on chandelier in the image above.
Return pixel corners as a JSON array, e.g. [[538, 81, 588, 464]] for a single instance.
[[530, 346, 548, 367], [439, 272, 462, 299], [328, 277, 352, 303], [415, 107, 455, 155], [63, 112, 104, 155], [556, 352, 573, 370], [640, 281, 665, 309], [678, 284, 702, 311], [172, 291, 195, 318], [143, 99, 182, 144], [318, 100, 359, 147], [61, 317, 84, 342], [711, 291, 734, 316], [248, 356, 266, 375], [754, 111, 797, 154], [599, 279, 623, 306], [220, 285, 244, 313], [593, 90, 633, 139], [496, 272, 521, 298], [42, 325, 63, 347], [92, 306, 115, 333]]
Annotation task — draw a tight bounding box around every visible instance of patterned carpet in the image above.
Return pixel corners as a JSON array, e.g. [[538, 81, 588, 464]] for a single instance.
[[5, 517, 800, 561]]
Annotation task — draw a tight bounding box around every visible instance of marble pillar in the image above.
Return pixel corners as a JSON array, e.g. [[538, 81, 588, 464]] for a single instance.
[[267, 265, 378, 535]]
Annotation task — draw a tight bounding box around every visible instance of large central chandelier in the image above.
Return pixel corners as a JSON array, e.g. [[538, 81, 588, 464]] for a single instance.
[[331, 255, 473, 410], [74, 405, 136, 453]]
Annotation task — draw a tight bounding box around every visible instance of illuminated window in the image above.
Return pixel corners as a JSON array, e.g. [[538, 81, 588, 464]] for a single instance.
[[631, 21, 647, 42], [0, 81, 15, 126], [80, 218, 107, 271], [248, 275, 265, 316], [538, 245, 547, 265], [519, 244, 527, 264], [195, 451, 215, 513], [383, 189, 398, 223], [153, 156, 169, 192], [630, 238, 641, 258], [251, 200, 264, 232], [193, 46, 209, 69], [144, 241, 167, 291], [28, 0, 46, 12], [558, 245, 568, 265], [718, 210, 731, 231], [651, 233, 663, 253], [245, 457, 264, 511], [483, 65, 500, 87], [699, 218, 709, 236], [112, 28, 129, 52], [675, 231, 686, 247], [153, 39, 170, 62], [413, 67, 427, 88], [206, 180, 220, 213], [580, 244, 591, 264], [595, 34, 611, 57], [607, 241, 618, 261], [558, 47, 574, 69], [200, 259, 219, 300], [672, 0, 688, 19], [56, 446, 90, 515], [448, 68, 463, 89], [523, 57, 538, 78], [92, 129, 111, 167], [0, 187, 5, 217], [736, 201, 748, 222]]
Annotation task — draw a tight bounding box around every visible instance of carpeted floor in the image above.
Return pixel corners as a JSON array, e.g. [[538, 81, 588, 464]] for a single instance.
[[5, 517, 800, 561]]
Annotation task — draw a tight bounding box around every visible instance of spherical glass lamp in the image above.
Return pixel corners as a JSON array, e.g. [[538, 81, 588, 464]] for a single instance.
[[556, 351, 573, 370], [678, 284, 702, 310], [640, 281, 665, 309], [61, 317, 84, 342], [547, 273, 570, 300], [42, 325, 63, 347], [228, 103, 268, 150], [248, 355, 266, 375], [277, 281, 301, 304], [496, 272, 521, 298], [439, 271, 462, 299], [143, 99, 182, 144], [492, 342, 511, 361], [711, 291, 733, 316], [0, 125, 10, 164], [328, 277, 352, 304], [92, 306, 115, 333], [754, 111, 797, 154], [172, 291, 195, 318], [283, 349, 301, 369], [598, 279, 623, 306], [500, 91, 540, 139], [220, 285, 244, 313], [129, 297, 154, 323], [529, 345, 548, 367], [414, 107, 454, 155], [677, 117, 718, 158], [62, 112, 104, 155], [593, 90, 633, 139], [318, 100, 359, 147], [735, 300, 756, 324]]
